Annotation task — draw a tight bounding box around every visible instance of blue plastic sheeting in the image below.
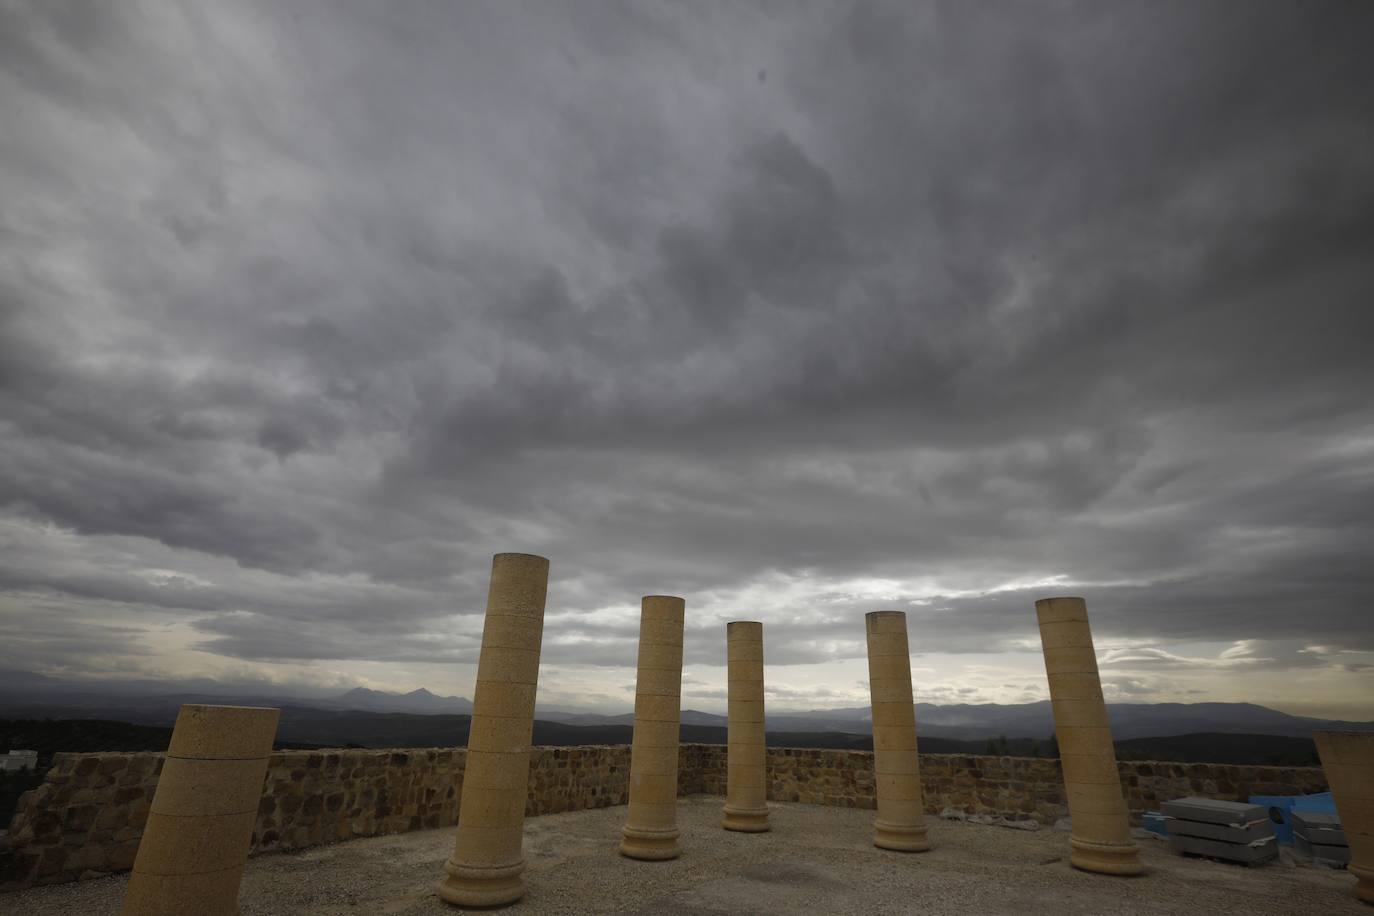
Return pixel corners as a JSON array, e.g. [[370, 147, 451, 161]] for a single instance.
[[1294, 792, 1336, 813], [1142, 811, 1169, 836], [1249, 793, 1336, 845]]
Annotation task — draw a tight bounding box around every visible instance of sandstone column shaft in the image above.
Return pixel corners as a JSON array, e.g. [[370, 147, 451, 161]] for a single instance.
[[723, 620, 769, 832], [1034, 596, 1141, 876], [1314, 731, 1374, 904], [438, 553, 549, 908], [865, 610, 930, 852], [620, 595, 686, 860], [120, 704, 279, 916]]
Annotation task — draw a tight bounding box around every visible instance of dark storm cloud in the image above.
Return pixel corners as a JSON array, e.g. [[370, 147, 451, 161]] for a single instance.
[[0, 604, 152, 662], [1, 1, 1372, 706]]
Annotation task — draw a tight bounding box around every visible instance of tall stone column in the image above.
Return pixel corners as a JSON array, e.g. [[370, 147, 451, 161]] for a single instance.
[[723, 620, 769, 832], [1314, 731, 1374, 904], [438, 553, 550, 908], [620, 595, 686, 860], [1034, 596, 1142, 876], [120, 704, 279, 916], [864, 611, 930, 852]]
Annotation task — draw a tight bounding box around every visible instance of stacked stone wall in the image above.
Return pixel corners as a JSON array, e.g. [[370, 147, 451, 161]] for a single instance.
[[1, 744, 1327, 891], [742, 747, 1324, 825]]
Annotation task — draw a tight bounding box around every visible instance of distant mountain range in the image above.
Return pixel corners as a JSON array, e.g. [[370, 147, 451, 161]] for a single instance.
[[0, 714, 1328, 771], [538, 701, 1374, 742], [0, 670, 1369, 743]]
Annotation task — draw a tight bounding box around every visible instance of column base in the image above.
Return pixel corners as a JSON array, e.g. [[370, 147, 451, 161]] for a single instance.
[[619, 824, 681, 860], [873, 819, 931, 852], [1348, 862, 1374, 904], [436, 857, 526, 907], [1069, 837, 1144, 876], [722, 803, 771, 832]]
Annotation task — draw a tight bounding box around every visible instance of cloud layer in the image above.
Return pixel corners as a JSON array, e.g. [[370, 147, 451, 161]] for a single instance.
[[2, 1, 1372, 716]]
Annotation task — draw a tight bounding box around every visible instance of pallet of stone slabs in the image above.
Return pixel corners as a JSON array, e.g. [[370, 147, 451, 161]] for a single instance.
[[1161, 797, 1268, 828], [1292, 810, 1348, 846], [1165, 817, 1275, 844], [1168, 834, 1278, 866], [1294, 833, 1351, 867]]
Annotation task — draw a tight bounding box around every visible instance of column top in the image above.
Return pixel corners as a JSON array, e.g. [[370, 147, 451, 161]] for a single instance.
[[727, 620, 763, 632], [1034, 596, 1088, 624], [865, 610, 908, 637], [642, 595, 686, 620], [167, 704, 280, 760], [492, 552, 550, 565]]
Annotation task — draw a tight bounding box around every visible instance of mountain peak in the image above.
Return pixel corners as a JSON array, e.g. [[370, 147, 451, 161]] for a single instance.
[[331, 685, 471, 714]]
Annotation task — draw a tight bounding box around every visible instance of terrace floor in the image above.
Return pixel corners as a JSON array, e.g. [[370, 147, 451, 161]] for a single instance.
[[6, 796, 1365, 915]]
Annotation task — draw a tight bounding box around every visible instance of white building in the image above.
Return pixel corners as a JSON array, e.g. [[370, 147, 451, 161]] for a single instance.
[[1, 750, 38, 772]]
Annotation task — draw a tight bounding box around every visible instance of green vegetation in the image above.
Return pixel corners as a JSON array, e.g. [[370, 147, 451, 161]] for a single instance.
[[983, 734, 1011, 756], [2, 717, 174, 757], [1113, 732, 1320, 767]]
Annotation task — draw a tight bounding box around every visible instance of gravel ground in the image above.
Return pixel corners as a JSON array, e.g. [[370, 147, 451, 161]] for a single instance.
[[6, 796, 1366, 915]]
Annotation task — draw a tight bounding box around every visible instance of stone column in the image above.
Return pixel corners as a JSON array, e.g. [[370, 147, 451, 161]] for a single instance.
[[723, 620, 769, 832], [865, 610, 930, 852], [120, 704, 279, 916], [1034, 596, 1142, 876], [438, 553, 550, 908], [620, 595, 686, 860], [1314, 731, 1374, 904]]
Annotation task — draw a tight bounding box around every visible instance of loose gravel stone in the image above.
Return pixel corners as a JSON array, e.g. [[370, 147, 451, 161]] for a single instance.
[[4, 797, 1365, 915]]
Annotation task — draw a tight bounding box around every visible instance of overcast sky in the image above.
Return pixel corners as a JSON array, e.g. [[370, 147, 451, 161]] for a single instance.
[[2, 1, 1372, 719]]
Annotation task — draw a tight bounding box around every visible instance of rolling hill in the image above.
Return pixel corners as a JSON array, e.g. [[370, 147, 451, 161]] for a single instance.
[[0, 670, 1368, 745]]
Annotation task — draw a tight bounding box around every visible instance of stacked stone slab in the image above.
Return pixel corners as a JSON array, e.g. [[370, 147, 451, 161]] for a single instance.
[[1033, 596, 1141, 875], [723, 620, 769, 832], [620, 595, 687, 860], [1314, 730, 1374, 904], [1293, 811, 1350, 867], [864, 610, 930, 852], [438, 553, 550, 908], [1162, 797, 1277, 865], [120, 704, 279, 916]]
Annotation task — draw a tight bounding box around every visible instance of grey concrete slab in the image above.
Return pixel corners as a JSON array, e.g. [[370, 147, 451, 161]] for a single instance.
[[1162, 797, 1268, 827], [1295, 834, 1351, 866], [1168, 819, 1276, 844], [1295, 825, 1348, 846], [1292, 811, 1341, 829], [1292, 811, 1347, 845], [1169, 834, 1278, 865]]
